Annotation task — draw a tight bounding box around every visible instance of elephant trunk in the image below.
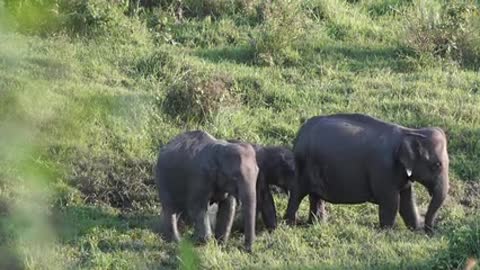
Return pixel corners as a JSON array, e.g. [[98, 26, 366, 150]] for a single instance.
[[425, 174, 449, 234], [239, 181, 256, 252]]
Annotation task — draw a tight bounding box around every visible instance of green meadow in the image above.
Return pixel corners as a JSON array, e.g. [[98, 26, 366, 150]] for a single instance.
[[0, 0, 479, 269]]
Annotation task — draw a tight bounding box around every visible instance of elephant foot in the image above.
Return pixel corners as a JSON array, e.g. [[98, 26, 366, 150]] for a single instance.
[[161, 232, 181, 243], [424, 225, 435, 236], [244, 244, 253, 253], [285, 216, 297, 226], [378, 223, 395, 232], [215, 237, 227, 246], [194, 234, 212, 245], [266, 225, 276, 233], [308, 214, 328, 224]]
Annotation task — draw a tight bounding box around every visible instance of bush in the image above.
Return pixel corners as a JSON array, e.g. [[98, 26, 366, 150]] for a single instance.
[[404, 1, 480, 68], [251, 0, 310, 66], [135, 48, 239, 124], [136, 48, 237, 123], [163, 70, 236, 123]]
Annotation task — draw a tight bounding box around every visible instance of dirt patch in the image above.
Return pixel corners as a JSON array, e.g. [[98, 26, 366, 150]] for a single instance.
[[68, 150, 157, 210], [459, 181, 480, 210]]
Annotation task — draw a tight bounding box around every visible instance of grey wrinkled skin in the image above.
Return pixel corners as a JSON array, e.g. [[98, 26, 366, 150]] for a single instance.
[[286, 113, 449, 234], [228, 140, 295, 231], [154, 131, 259, 252]]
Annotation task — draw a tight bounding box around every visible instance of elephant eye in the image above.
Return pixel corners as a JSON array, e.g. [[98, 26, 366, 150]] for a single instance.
[[430, 162, 441, 171]]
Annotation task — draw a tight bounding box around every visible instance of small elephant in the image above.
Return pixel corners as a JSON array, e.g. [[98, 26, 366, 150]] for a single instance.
[[228, 140, 296, 231], [154, 131, 259, 252], [286, 113, 449, 233]]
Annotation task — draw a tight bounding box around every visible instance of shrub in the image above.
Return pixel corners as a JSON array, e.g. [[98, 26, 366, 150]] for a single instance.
[[163, 70, 236, 123], [135, 49, 239, 124], [404, 0, 480, 68], [251, 0, 310, 66]]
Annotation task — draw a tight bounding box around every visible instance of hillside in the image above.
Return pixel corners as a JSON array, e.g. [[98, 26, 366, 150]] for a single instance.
[[1, 0, 480, 269]]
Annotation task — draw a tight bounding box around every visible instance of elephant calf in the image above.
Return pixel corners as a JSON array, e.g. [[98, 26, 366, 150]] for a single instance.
[[286, 113, 449, 233], [229, 140, 296, 231], [154, 131, 259, 252]]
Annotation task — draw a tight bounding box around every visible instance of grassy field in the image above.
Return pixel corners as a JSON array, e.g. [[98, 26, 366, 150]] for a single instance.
[[1, 0, 480, 269]]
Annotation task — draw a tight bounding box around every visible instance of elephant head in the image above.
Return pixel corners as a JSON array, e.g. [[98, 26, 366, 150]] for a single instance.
[[398, 127, 449, 233], [275, 150, 296, 193], [254, 146, 296, 193], [210, 142, 259, 251]]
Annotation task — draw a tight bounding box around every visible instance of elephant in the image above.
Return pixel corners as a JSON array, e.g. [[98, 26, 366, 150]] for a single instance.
[[285, 113, 449, 233], [154, 131, 259, 252], [228, 140, 296, 231]]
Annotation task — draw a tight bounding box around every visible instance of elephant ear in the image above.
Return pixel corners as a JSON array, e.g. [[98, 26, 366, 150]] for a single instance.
[[209, 144, 230, 189], [201, 144, 220, 182], [398, 133, 426, 177]]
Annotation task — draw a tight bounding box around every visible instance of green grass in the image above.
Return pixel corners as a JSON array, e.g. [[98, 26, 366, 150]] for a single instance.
[[1, 0, 480, 269]]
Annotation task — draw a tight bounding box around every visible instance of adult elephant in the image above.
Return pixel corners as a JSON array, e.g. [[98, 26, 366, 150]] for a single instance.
[[154, 131, 259, 252], [286, 113, 449, 233], [228, 140, 296, 231]]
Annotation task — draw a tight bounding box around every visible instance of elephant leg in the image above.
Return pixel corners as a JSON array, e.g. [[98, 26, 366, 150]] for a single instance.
[[285, 190, 307, 225], [399, 185, 420, 230], [161, 208, 181, 242], [260, 188, 277, 231], [308, 194, 326, 224], [215, 195, 237, 243], [285, 163, 309, 225], [208, 204, 218, 232], [190, 203, 212, 244], [378, 193, 400, 229]]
